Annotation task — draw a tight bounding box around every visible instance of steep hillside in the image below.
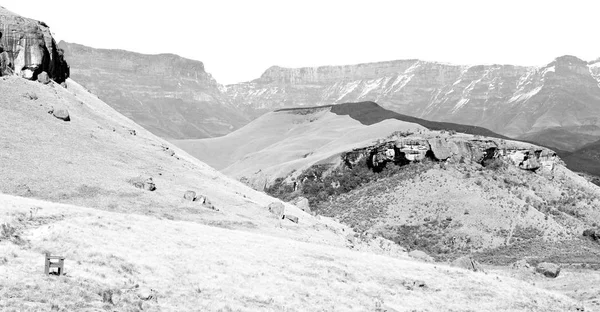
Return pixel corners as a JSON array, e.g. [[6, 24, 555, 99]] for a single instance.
[[58, 41, 248, 139], [227, 56, 600, 151], [563, 139, 600, 178], [0, 75, 360, 245]]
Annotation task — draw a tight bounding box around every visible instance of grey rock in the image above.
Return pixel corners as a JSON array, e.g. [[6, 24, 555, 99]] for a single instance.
[[291, 196, 311, 213], [285, 214, 299, 223], [408, 250, 433, 262], [143, 178, 156, 191], [136, 287, 155, 300], [267, 202, 285, 219], [37, 71, 50, 84], [536, 262, 561, 278], [51, 108, 70, 121], [183, 190, 196, 201]]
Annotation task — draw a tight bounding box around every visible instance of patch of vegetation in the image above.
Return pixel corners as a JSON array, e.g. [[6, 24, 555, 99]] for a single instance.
[[482, 158, 507, 171], [1, 222, 26, 245], [509, 225, 544, 244], [474, 238, 600, 266]]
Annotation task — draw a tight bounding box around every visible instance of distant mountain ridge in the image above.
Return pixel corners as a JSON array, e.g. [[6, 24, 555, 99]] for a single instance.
[[59, 40, 600, 162], [227, 55, 600, 152], [59, 41, 249, 139]]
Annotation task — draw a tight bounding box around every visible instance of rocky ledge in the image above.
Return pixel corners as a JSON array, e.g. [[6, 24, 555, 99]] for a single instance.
[[0, 6, 69, 82], [343, 135, 558, 174]]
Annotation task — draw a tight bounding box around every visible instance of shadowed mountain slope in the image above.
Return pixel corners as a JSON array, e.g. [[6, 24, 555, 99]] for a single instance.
[[58, 41, 248, 139]]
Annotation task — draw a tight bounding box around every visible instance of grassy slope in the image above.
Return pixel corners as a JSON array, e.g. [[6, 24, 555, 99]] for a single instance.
[[175, 106, 426, 186], [315, 160, 600, 262], [0, 76, 349, 245], [0, 194, 581, 312]]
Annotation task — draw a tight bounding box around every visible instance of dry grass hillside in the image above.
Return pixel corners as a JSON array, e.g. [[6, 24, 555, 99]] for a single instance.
[[0, 76, 348, 244], [175, 105, 426, 188], [0, 75, 592, 311], [316, 160, 600, 263], [0, 194, 584, 311]]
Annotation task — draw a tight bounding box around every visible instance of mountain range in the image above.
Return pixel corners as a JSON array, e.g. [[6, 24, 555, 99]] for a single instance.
[[60, 41, 600, 151], [61, 42, 600, 175], [228, 56, 600, 152], [58, 41, 249, 139]]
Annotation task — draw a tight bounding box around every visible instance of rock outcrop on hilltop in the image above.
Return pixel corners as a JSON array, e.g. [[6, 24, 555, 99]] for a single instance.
[[227, 56, 600, 151], [343, 135, 558, 175], [0, 6, 69, 82], [59, 41, 248, 139]]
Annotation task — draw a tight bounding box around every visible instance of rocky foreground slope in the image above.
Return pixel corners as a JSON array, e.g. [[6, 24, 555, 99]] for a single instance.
[[59, 41, 249, 139], [227, 56, 600, 152]]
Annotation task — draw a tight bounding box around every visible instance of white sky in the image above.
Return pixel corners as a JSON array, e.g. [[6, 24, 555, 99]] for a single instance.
[[2, 0, 598, 84]]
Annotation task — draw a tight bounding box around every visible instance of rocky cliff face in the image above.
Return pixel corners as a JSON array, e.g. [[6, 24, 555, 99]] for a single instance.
[[0, 6, 69, 82], [59, 41, 248, 139], [227, 56, 600, 151], [343, 135, 559, 175]]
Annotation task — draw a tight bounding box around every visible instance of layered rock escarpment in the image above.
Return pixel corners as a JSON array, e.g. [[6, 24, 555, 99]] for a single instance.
[[59, 41, 248, 139], [342, 135, 559, 174], [227, 56, 600, 151], [0, 6, 69, 82]]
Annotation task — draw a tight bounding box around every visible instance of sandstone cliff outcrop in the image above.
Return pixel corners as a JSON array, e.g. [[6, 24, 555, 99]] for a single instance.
[[0, 6, 69, 82], [343, 135, 559, 174]]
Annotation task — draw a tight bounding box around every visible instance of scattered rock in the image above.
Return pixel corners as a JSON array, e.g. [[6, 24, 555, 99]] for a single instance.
[[535, 262, 561, 278], [583, 229, 600, 241], [451, 256, 483, 272], [267, 202, 285, 219], [402, 279, 428, 291], [183, 190, 196, 201], [346, 234, 357, 245], [49, 108, 70, 121], [291, 196, 311, 213], [408, 250, 433, 262], [136, 287, 155, 301], [128, 129, 137, 136], [143, 178, 156, 191], [131, 177, 156, 192], [285, 214, 299, 223], [510, 259, 531, 270], [196, 195, 218, 210], [37, 71, 50, 84]]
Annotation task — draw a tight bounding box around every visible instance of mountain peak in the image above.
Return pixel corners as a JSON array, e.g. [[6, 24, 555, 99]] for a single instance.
[[552, 55, 587, 65]]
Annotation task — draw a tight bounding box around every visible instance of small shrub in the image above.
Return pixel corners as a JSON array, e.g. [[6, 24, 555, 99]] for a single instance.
[[482, 158, 506, 171]]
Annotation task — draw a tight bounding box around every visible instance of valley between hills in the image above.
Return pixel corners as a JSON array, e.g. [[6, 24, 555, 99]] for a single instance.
[[1, 4, 600, 312]]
